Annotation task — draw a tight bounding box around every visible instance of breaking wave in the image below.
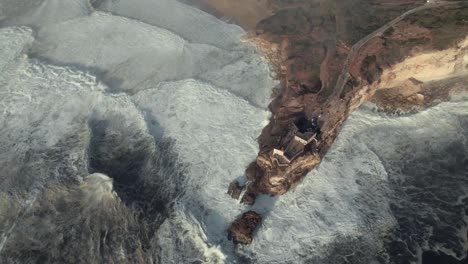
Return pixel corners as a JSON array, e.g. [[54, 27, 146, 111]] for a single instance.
[[0, 1, 466, 264]]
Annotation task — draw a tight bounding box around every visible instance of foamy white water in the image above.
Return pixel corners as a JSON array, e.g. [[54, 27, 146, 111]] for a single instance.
[[0, 0, 275, 262], [241, 100, 468, 263], [0, 0, 466, 263]]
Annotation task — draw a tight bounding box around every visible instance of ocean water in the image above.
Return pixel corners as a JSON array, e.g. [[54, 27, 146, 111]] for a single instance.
[[244, 101, 468, 264], [0, 1, 466, 263]]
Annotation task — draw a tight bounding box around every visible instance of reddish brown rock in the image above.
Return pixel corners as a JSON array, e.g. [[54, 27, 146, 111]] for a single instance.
[[227, 211, 262, 245], [240, 190, 256, 205], [220, 0, 468, 245], [241, 0, 468, 200], [227, 181, 243, 200]]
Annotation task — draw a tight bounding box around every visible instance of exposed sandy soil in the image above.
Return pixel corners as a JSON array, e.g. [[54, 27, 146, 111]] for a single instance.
[[182, 0, 274, 29], [370, 35, 468, 111], [372, 75, 468, 111]]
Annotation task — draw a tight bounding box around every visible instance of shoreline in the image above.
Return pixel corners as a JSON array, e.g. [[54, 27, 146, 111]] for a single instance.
[[227, 0, 468, 244]]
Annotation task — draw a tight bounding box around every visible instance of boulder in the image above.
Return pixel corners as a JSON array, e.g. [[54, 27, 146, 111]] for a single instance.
[[227, 180, 243, 199], [227, 211, 262, 245]]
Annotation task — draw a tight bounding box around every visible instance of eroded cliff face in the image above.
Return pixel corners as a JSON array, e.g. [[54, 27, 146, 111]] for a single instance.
[[224, 0, 468, 244]]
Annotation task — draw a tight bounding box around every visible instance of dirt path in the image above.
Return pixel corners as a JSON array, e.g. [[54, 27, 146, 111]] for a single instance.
[[330, 1, 464, 100]]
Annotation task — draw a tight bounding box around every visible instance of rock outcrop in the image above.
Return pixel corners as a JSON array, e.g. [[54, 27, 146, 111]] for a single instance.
[[227, 181, 242, 200], [247, 0, 468, 197], [227, 211, 262, 245], [216, 0, 468, 244]]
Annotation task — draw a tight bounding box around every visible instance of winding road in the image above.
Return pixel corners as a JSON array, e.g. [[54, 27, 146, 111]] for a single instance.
[[330, 0, 465, 98]]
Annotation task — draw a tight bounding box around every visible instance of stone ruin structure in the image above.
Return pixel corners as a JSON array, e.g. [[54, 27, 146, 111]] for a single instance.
[[271, 116, 319, 166], [226, 116, 321, 244]]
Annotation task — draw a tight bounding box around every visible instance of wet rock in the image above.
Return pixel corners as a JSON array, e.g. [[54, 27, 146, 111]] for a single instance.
[[227, 181, 243, 199], [227, 211, 262, 245], [240, 191, 256, 206]]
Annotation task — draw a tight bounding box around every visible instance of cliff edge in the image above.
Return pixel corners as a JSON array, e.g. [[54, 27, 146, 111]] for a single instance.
[[225, 0, 468, 244]]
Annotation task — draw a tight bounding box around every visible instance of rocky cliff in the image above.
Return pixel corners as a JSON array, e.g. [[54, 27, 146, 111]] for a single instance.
[[220, 0, 468, 244]]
